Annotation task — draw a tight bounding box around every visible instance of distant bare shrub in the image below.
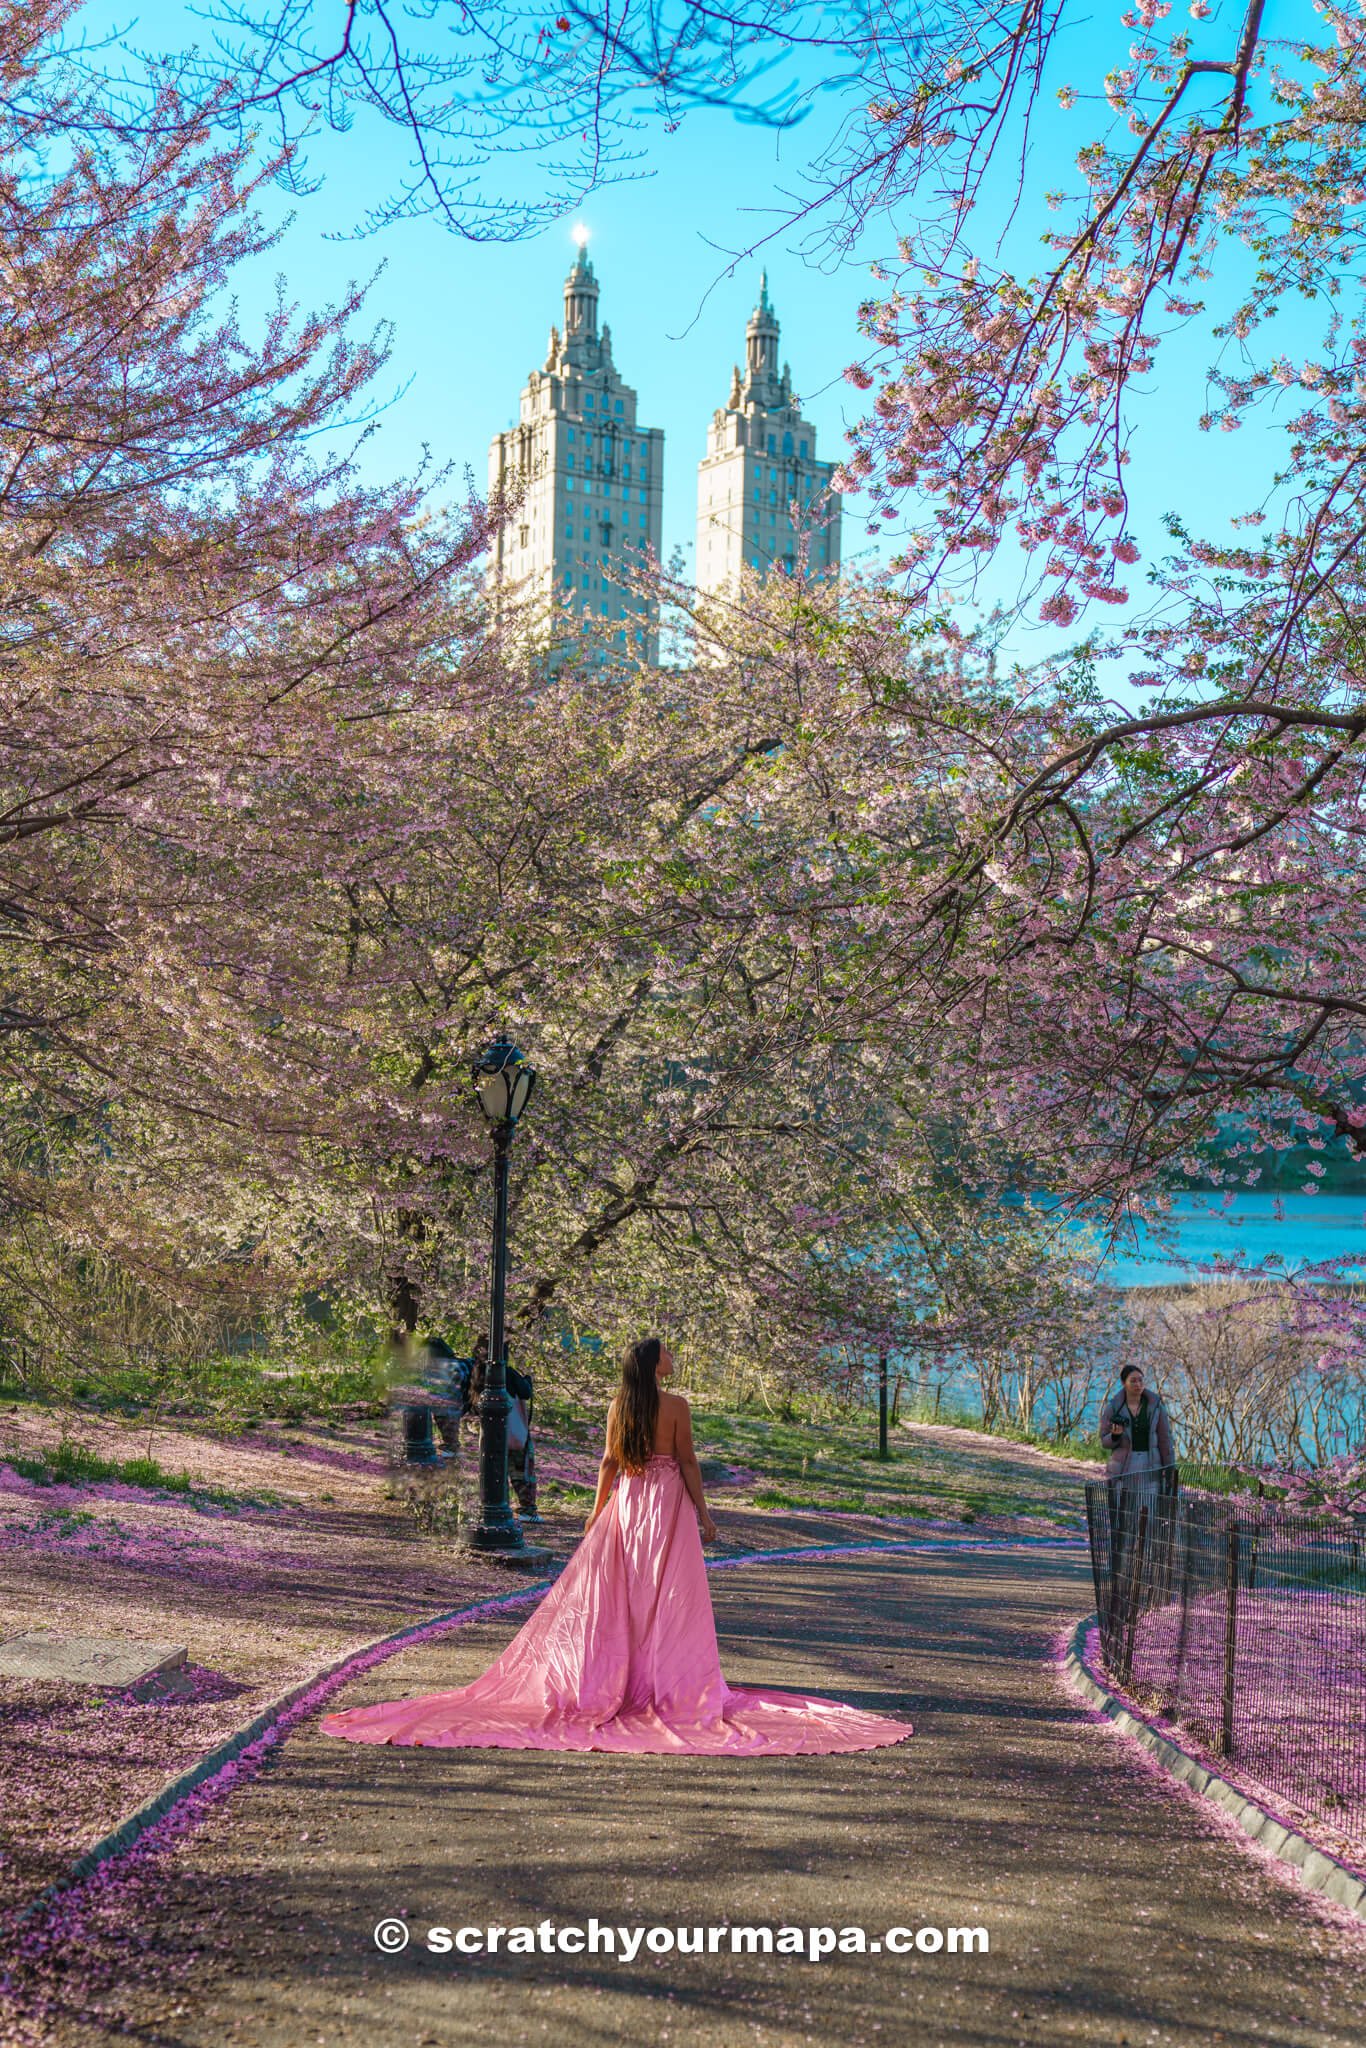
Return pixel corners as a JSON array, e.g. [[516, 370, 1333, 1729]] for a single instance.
[[1122, 1284, 1366, 1465]]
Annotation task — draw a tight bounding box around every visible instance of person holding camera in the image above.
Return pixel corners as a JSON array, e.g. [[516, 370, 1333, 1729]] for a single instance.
[[1100, 1362, 1177, 1602], [1100, 1361, 1175, 1487]]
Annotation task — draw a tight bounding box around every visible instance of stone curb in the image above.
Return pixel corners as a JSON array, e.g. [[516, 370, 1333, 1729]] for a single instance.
[[1061, 1612, 1366, 1923], [16, 1530, 1084, 1926]]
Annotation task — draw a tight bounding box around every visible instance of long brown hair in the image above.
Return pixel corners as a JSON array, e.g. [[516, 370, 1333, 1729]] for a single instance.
[[608, 1336, 662, 1473]]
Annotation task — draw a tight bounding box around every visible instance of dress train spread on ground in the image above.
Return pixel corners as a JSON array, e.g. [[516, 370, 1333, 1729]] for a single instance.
[[320, 1454, 914, 1756]]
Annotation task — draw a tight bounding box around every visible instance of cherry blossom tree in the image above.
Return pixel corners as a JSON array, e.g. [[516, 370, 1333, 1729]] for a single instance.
[[0, 4, 496, 1327], [782, 2, 1366, 1230], [142, 0, 919, 238], [9, 0, 1366, 1417], [0, 1, 1086, 1394], [255, 567, 1117, 1383]]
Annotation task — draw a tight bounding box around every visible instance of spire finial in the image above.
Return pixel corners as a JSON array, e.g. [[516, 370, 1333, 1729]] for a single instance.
[[563, 226, 601, 350]]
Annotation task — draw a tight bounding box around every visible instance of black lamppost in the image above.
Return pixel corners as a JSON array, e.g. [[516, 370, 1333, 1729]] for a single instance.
[[878, 1352, 890, 1461], [469, 1037, 539, 1555]]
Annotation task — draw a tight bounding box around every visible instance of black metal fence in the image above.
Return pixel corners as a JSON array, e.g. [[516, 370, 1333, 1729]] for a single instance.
[[1083, 1474, 1366, 1837]]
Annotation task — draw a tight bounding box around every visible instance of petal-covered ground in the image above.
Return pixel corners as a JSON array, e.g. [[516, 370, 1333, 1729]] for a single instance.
[[9, 1544, 1366, 2048], [0, 1399, 1090, 1917], [0, 1405, 515, 1912], [1108, 1591, 1366, 1869]]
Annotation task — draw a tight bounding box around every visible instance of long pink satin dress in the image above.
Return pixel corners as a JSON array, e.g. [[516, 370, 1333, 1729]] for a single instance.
[[320, 1452, 913, 1755]]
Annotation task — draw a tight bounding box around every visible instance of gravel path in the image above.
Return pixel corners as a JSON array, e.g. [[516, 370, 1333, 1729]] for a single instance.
[[16, 1541, 1366, 2048]]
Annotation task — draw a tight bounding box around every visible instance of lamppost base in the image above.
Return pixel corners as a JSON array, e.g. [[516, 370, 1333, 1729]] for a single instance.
[[465, 1532, 554, 1570], [467, 1519, 523, 1551]]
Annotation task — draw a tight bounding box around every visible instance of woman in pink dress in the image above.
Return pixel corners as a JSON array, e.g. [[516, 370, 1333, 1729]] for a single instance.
[[319, 1338, 913, 1757]]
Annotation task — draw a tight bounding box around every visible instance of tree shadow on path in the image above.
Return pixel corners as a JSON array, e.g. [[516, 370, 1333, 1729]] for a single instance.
[[15, 1546, 1366, 2048]]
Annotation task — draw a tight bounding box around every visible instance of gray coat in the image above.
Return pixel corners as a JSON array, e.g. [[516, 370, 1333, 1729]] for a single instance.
[[1098, 1387, 1175, 1480]]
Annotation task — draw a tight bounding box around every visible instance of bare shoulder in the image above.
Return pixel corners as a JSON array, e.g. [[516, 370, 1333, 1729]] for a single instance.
[[658, 1388, 690, 1413]]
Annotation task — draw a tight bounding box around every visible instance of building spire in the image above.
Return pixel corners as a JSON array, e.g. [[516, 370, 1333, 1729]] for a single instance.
[[564, 244, 599, 347], [743, 270, 781, 404], [561, 228, 616, 369], [488, 235, 662, 664]]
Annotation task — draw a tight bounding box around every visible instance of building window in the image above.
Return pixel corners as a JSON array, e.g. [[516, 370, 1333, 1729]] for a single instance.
[[799, 439, 808, 458], [783, 432, 793, 455], [568, 428, 575, 443], [767, 434, 775, 453], [582, 573, 590, 588], [615, 400, 624, 414], [518, 525, 529, 546], [585, 395, 595, 409]]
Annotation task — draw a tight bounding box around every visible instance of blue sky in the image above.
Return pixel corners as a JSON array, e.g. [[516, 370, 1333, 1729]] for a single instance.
[[78, 3, 1329, 660], [338, 125, 880, 577], [90, 3, 887, 572]]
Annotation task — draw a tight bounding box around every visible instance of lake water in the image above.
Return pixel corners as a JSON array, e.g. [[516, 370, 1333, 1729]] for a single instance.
[[902, 1193, 1366, 1454], [1096, 1193, 1366, 1288]]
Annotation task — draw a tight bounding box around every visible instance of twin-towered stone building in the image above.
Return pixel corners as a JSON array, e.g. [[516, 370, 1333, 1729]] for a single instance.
[[488, 245, 841, 661]]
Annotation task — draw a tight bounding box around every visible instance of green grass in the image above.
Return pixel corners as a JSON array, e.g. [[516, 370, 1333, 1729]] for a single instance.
[[530, 1387, 1083, 1524], [898, 1394, 1103, 1464], [540, 1480, 594, 1506], [690, 1400, 1088, 1526], [1175, 1458, 1250, 1496], [750, 1486, 946, 1518], [0, 1439, 281, 1511], [1, 1351, 387, 1425], [532, 1395, 602, 1447], [0, 1374, 1095, 1529]]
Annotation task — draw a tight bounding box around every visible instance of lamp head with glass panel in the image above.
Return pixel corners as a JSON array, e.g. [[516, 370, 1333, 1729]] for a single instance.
[[472, 1038, 538, 1127]]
